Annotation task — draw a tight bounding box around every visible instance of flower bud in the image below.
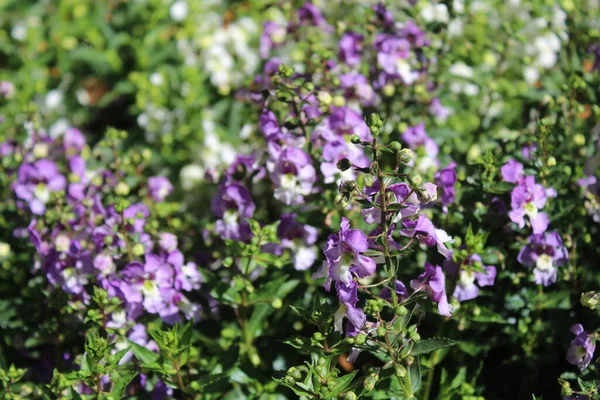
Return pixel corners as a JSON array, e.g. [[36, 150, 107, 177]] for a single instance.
[[389, 141, 402, 151], [317, 91, 332, 106], [395, 306, 408, 316], [364, 373, 379, 391], [377, 325, 387, 337], [581, 292, 600, 309], [271, 298, 283, 309], [394, 365, 407, 378], [288, 367, 302, 380], [355, 333, 367, 345], [397, 148, 413, 164], [350, 135, 363, 145], [277, 64, 294, 78], [333, 95, 345, 107], [132, 243, 145, 256], [337, 158, 352, 172], [115, 182, 130, 196], [342, 391, 357, 400], [334, 194, 350, 210], [547, 156, 556, 167], [407, 172, 422, 186], [409, 332, 421, 342], [0, 243, 10, 258]]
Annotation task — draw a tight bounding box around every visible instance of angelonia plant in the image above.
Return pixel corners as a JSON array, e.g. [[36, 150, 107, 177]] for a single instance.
[[0, 1, 599, 399]]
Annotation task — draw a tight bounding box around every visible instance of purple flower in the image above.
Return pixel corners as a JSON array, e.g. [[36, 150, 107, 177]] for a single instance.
[[319, 217, 376, 288], [521, 144, 537, 160], [429, 97, 449, 120], [374, 34, 419, 85], [380, 280, 408, 301], [211, 182, 255, 242], [273, 214, 318, 271], [297, 2, 331, 30], [260, 21, 286, 58], [445, 255, 496, 302], [567, 324, 596, 370], [119, 254, 178, 320], [339, 32, 363, 66], [123, 203, 150, 233], [410, 263, 452, 317], [517, 231, 568, 286], [400, 215, 454, 258], [434, 162, 457, 207], [339, 73, 375, 104], [509, 175, 555, 234], [148, 176, 173, 202], [400, 20, 429, 48], [14, 159, 67, 215], [401, 123, 439, 171], [372, 3, 394, 28], [64, 128, 86, 154], [266, 143, 316, 205], [0, 81, 15, 98], [501, 159, 524, 184]]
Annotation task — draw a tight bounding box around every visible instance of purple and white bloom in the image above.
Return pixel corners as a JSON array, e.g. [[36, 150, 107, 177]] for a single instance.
[[379, 280, 408, 301], [319, 217, 376, 288], [501, 160, 555, 234], [158, 233, 178, 253], [260, 21, 286, 58], [435, 162, 457, 207], [148, 176, 173, 202], [123, 203, 150, 234], [64, 128, 86, 154], [373, 3, 394, 28], [400, 215, 454, 258], [339, 73, 375, 104], [268, 214, 318, 271], [119, 254, 177, 319], [445, 254, 496, 302], [410, 263, 452, 317], [266, 143, 316, 205], [429, 97, 449, 121], [517, 231, 568, 286], [339, 32, 363, 67], [211, 182, 255, 242], [567, 324, 596, 370], [374, 34, 418, 85], [14, 159, 67, 215]]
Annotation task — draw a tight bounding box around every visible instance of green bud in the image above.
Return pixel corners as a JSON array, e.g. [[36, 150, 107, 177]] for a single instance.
[[287, 367, 302, 380], [407, 171, 422, 186], [397, 148, 413, 164], [342, 391, 357, 400], [132, 243, 145, 257], [410, 332, 421, 342], [395, 306, 408, 316], [317, 357, 327, 367], [581, 292, 600, 309], [395, 365, 407, 378], [350, 135, 363, 145], [346, 337, 356, 345], [355, 333, 367, 346], [389, 141, 402, 151], [547, 156, 556, 167], [284, 375, 295, 385], [313, 331, 325, 341], [271, 298, 283, 309], [377, 325, 387, 337], [364, 373, 379, 391], [277, 64, 294, 78], [363, 175, 375, 187]]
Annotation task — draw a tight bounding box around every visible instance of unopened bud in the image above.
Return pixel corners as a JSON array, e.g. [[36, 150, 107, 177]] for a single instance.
[[337, 158, 352, 172], [317, 91, 332, 106], [271, 298, 283, 309], [395, 365, 407, 378], [132, 243, 145, 257], [408, 172, 422, 186], [389, 141, 402, 151], [397, 148, 413, 164], [395, 306, 408, 316], [364, 373, 379, 391], [364, 175, 375, 187], [355, 333, 367, 345], [581, 292, 600, 309], [377, 325, 387, 337], [410, 332, 421, 342]]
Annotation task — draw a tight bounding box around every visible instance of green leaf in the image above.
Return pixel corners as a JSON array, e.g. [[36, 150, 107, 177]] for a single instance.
[[107, 346, 131, 369], [409, 338, 457, 356], [247, 304, 271, 339], [190, 373, 229, 391], [275, 378, 316, 397], [324, 370, 358, 397], [409, 358, 421, 392], [248, 276, 299, 303], [484, 181, 514, 194], [110, 371, 138, 399], [129, 342, 159, 365]]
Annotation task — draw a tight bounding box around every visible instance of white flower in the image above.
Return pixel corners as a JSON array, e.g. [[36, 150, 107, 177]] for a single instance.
[[45, 90, 63, 110], [170, 1, 189, 22], [180, 164, 205, 190], [150, 73, 164, 86], [449, 62, 474, 79], [421, 3, 449, 23]]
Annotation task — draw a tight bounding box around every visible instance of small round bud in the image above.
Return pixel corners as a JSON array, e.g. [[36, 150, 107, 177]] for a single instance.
[[304, 82, 315, 91], [395, 365, 407, 378], [271, 298, 283, 309], [342, 391, 357, 400], [350, 135, 362, 145], [581, 292, 600, 309], [547, 156, 557, 167], [410, 332, 421, 342], [389, 141, 402, 151], [313, 331, 325, 341], [377, 325, 387, 337], [332, 95, 345, 107], [115, 182, 130, 196], [407, 171, 422, 186], [395, 306, 408, 316], [355, 333, 367, 346], [287, 367, 302, 380], [397, 148, 413, 164], [317, 91, 332, 106], [364, 373, 379, 391], [317, 357, 327, 367], [346, 337, 356, 345], [132, 243, 145, 257]]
